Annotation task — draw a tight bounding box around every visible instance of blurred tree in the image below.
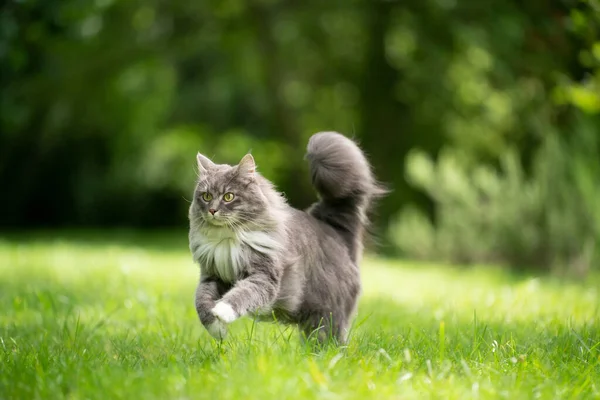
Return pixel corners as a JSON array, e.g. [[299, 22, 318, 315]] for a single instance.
[[390, 0, 600, 273], [0, 0, 597, 255]]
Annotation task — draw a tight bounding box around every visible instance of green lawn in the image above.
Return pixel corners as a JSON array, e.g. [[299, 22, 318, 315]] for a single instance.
[[1, 232, 599, 399]]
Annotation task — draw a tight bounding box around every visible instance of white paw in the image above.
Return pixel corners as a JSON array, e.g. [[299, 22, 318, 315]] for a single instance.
[[211, 302, 237, 323], [206, 319, 228, 340]]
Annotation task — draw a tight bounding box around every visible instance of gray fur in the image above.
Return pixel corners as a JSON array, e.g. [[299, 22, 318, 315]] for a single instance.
[[188, 131, 385, 344]]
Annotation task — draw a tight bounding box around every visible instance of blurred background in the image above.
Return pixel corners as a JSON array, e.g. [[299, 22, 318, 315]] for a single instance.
[[2, 0, 599, 275]]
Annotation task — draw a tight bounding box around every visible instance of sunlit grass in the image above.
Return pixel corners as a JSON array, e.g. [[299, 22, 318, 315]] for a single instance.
[[1, 231, 599, 399]]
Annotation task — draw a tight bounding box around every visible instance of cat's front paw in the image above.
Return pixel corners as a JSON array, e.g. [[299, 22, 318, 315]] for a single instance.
[[206, 319, 228, 340], [211, 302, 237, 323]]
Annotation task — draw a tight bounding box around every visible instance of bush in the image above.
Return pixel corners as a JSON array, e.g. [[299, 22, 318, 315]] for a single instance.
[[390, 117, 600, 276]]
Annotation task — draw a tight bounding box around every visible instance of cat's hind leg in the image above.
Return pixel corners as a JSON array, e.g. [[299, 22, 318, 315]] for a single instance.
[[299, 313, 350, 346]]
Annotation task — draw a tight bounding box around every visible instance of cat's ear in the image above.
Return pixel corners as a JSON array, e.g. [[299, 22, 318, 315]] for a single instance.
[[196, 153, 215, 175], [237, 154, 256, 176]]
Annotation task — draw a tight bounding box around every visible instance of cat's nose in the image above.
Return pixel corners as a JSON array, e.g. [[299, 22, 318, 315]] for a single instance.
[[209, 209, 217, 215]]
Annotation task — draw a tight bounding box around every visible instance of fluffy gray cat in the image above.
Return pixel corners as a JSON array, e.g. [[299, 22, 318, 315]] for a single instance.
[[188, 131, 385, 344]]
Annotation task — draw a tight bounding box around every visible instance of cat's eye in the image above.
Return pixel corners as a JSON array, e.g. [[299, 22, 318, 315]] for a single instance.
[[223, 192, 235, 202], [201, 192, 212, 202]]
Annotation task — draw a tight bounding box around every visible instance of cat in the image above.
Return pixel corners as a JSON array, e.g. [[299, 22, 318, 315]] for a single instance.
[[188, 131, 385, 344]]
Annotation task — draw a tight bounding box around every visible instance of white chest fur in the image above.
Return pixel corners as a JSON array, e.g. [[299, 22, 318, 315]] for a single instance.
[[190, 226, 281, 282]]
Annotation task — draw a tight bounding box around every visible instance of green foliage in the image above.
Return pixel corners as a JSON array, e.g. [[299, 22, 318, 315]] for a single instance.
[[1, 0, 596, 231], [391, 119, 600, 274], [390, 0, 600, 273], [1, 233, 599, 398], [555, 0, 600, 113]]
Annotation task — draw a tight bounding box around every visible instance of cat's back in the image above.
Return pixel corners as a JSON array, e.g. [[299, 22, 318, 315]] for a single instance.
[[284, 207, 354, 264]]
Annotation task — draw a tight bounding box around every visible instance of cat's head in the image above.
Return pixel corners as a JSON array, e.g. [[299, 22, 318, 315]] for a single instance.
[[189, 153, 270, 229]]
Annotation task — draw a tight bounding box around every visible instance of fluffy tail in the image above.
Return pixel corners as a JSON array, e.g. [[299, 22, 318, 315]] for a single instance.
[[305, 131, 386, 262]]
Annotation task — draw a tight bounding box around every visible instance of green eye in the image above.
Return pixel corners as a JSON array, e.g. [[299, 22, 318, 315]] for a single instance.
[[201, 192, 212, 202], [223, 192, 235, 202]]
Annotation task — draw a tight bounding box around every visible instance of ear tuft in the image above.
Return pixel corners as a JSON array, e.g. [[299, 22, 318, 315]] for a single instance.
[[197, 153, 215, 174], [238, 154, 256, 176]]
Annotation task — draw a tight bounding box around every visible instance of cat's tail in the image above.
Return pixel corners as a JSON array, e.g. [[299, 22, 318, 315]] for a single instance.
[[305, 131, 387, 262]]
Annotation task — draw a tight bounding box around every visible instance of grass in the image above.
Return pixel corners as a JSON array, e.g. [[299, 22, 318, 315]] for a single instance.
[[1, 231, 599, 399]]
